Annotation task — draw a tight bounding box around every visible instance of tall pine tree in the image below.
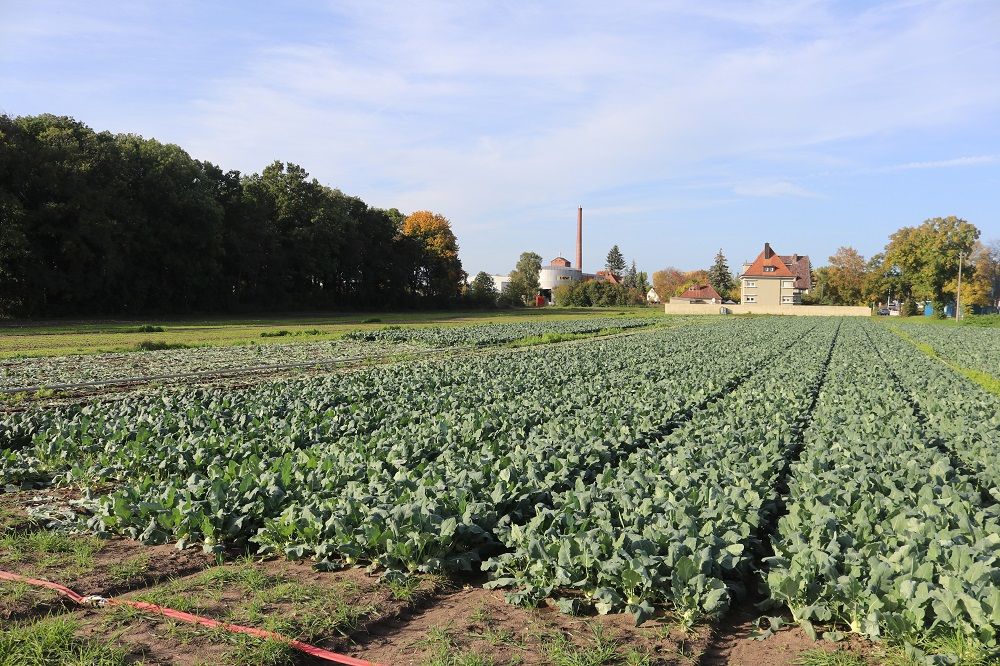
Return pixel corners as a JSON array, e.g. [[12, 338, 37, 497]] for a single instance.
[[623, 260, 639, 289], [708, 248, 735, 298], [605, 245, 626, 277]]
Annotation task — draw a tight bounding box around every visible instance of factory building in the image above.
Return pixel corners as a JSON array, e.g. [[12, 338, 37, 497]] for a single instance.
[[490, 207, 606, 303]]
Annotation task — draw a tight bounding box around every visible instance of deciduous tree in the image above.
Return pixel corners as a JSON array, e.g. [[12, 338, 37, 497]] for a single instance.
[[0, 113, 466, 316], [825, 246, 867, 305], [506, 251, 542, 305], [403, 210, 466, 302], [652, 267, 685, 300], [883, 216, 980, 317], [469, 271, 498, 307]]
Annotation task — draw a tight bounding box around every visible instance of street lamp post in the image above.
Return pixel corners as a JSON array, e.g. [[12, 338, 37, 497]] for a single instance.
[[957, 252, 964, 321]]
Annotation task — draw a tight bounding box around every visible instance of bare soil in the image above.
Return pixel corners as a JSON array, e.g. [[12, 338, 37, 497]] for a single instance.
[[348, 582, 711, 665], [0, 486, 82, 530], [699, 602, 876, 665]]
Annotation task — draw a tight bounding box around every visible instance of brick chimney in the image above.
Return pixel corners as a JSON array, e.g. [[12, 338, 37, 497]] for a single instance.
[[763, 242, 774, 259], [576, 207, 583, 272]]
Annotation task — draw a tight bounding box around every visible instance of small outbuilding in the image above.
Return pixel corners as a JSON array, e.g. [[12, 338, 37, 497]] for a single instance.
[[672, 284, 723, 304]]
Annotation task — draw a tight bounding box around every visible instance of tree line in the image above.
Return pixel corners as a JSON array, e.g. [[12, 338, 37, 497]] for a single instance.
[[0, 114, 465, 317], [809, 217, 998, 315], [549, 244, 650, 306]]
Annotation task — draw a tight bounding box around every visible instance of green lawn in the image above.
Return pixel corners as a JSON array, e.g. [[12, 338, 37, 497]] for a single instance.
[[0, 307, 664, 358]]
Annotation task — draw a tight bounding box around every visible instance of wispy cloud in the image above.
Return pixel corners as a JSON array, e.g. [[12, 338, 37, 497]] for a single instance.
[[179, 1, 1000, 214], [882, 155, 998, 171], [733, 181, 820, 198]]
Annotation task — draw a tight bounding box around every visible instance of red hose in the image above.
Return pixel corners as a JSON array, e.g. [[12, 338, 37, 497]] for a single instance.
[[0, 570, 383, 666]]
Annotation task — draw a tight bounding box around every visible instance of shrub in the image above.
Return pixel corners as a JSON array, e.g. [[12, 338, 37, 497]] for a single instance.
[[135, 340, 188, 351]]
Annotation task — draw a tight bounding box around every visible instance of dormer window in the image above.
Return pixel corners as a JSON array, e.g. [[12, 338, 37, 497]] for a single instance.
[[763, 266, 776, 272]]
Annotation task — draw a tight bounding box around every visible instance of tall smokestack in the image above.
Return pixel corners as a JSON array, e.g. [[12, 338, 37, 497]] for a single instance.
[[576, 207, 583, 271]]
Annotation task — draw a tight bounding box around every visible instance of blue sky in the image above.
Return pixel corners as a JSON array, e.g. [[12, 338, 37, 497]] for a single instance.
[[2, 1, 999, 276]]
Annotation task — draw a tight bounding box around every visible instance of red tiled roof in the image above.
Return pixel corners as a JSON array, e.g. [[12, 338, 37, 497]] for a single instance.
[[741, 243, 794, 278], [677, 284, 722, 301], [595, 270, 620, 285]]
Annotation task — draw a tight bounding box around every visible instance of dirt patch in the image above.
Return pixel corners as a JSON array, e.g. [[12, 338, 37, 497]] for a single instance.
[[0, 487, 83, 530], [7, 539, 888, 665], [724, 627, 874, 666], [20, 558, 710, 665], [349, 583, 709, 665], [700, 603, 877, 666], [0, 533, 213, 621]]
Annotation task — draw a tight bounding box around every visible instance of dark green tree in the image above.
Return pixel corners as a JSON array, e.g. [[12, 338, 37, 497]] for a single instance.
[[605, 245, 626, 277], [707, 249, 735, 299], [623, 260, 639, 289], [469, 271, 498, 307], [0, 113, 466, 317]]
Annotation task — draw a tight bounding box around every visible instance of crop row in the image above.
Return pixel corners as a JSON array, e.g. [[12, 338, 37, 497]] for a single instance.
[[0, 317, 662, 391], [485, 319, 839, 624], [868, 325, 1000, 498], [767, 320, 1000, 651], [341, 316, 657, 346]]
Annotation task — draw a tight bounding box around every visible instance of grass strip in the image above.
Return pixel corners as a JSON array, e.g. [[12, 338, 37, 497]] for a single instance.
[[889, 326, 1000, 398], [0, 615, 130, 665]]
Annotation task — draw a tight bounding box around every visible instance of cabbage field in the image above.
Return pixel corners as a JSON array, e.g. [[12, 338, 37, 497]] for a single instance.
[[0, 316, 658, 392], [2, 316, 1000, 659], [0, 338, 420, 391], [342, 315, 656, 346]]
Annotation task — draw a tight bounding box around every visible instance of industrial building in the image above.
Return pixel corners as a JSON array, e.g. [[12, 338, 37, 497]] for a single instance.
[[491, 207, 608, 303]]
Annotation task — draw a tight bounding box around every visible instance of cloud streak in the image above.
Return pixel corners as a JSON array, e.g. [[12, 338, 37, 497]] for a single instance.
[[882, 155, 998, 171], [733, 181, 820, 198]]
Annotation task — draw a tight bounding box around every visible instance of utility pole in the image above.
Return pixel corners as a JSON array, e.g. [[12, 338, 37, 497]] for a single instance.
[[956, 252, 963, 321]]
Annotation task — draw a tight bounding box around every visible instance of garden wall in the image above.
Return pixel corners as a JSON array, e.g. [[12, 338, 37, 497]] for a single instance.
[[663, 302, 872, 317]]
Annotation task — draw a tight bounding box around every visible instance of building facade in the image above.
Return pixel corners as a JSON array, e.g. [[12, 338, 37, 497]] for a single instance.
[[739, 243, 811, 306]]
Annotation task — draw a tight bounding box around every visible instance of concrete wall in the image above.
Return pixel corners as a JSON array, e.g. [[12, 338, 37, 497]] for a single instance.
[[664, 302, 872, 317]]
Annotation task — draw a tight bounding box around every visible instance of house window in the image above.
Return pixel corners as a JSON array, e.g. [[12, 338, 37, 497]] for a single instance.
[[781, 296, 793, 303], [745, 295, 756, 303], [782, 280, 794, 288], [744, 280, 756, 288], [763, 266, 776, 272]]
